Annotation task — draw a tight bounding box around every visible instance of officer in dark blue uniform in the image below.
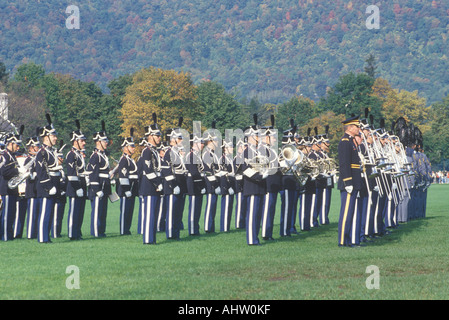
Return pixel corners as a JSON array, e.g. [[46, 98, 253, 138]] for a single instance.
[[261, 115, 281, 241], [140, 114, 163, 244], [65, 120, 87, 241], [35, 115, 62, 243], [86, 121, 112, 238], [242, 114, 268, 246], [0, 127, 23, 241], [337, 115, 362, 247], [233, 138, 247, 229], [24, 134, 40, 239], [185, 133, 206, 236], [117, 128, 138, 236]]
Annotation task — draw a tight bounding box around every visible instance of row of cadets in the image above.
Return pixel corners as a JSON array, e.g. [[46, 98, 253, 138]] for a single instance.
[[139, 113, 163, 244], [161, 117, 187, 240], [241, 114, 268, 246], [260, 115, 282, 241], [117, 128, 139, 235], [0, 126, 23, 241], [86, 120, 112, 238], [65, 120, 88, 241]]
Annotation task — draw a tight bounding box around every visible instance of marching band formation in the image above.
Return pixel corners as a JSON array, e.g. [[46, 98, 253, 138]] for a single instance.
[[0, 110, 430, 246]]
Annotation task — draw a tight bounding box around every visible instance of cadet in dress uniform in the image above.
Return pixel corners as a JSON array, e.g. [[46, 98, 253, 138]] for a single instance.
[[65, 120, 87, 241], [261, 115, 282, 241], [358, 117, 376, 242], [219, 140, 235, 232], [51, 141, 67, 238], [35, 115, 62, 243], [161, 118, 187, 240], [233, 138, 247, 229], [86, 121, 112, 238], [318, 127, 333, 225], [202, 123, 221, 233], [337, 115, 362, 247], [0, 129, 22, 241], [278, 120, 297, 237], [242, 114, 268, 246], [140, 115, 163, 244], [136, 136, 148, 235], [24, 134, 41, 239], [117, 129, 138, 235], [185, 134, 206, 236], [309, 128, 325, 228], [300, 134, 315, 232]]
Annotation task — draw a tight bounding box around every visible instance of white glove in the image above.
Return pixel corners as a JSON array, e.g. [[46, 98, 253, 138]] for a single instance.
[[156, 184, 163, 192], [215, 186, 222, 195], [125, 191, 132, 198], [173, 186, 180, 195], [49, 187, 57, 195], [96, 190, 104, 198], [18, 166, 27, 174], [228, 187, 234, 195], [392, 183, 397, 190], [200, 188, 206, 194], [76, 189, 84, 197], [373, 186, 379, 192], [110, 179, 116, 185], [345, 186, 353, 194], [262, 172, 269, 180]]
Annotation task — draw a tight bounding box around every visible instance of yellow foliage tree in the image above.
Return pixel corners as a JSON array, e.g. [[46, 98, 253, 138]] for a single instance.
[[372, 77, 430, 133], [120, 67, 203, 147]]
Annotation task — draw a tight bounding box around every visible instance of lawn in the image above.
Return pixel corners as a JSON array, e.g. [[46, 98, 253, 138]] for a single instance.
[[1, 184, 448, 300]]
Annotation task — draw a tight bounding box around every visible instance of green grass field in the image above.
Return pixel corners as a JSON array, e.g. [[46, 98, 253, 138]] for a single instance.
[[1, 184, 448, 300]]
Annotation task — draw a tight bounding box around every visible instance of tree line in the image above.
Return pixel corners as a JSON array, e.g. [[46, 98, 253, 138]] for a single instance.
[[1, 58, 448, 170]]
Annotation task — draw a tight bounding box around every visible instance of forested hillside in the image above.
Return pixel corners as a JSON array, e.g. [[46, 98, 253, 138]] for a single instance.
[[1, 0, 449, 103]]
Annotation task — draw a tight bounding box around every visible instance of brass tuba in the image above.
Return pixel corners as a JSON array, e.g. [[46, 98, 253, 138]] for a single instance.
[[280, 145, 305, 173], [7, 157, 36, 190]]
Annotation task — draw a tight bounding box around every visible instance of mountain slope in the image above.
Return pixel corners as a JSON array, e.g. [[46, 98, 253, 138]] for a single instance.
[[1, 0, 448, 103]]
